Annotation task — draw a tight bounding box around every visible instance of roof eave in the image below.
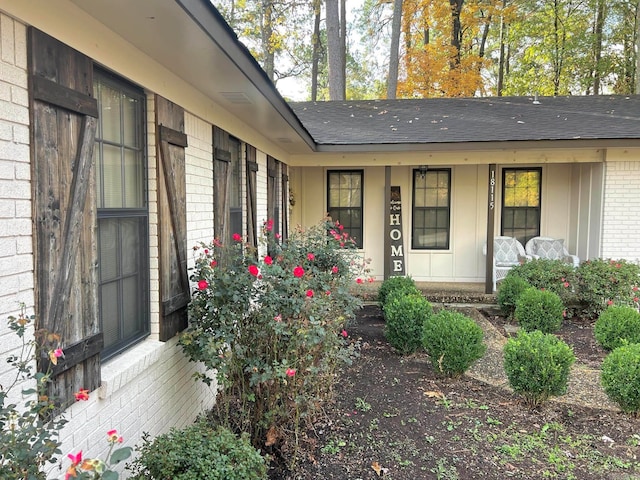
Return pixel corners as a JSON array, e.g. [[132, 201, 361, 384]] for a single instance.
[[313, 138, 640, 153], [176, 0, 317, 151]]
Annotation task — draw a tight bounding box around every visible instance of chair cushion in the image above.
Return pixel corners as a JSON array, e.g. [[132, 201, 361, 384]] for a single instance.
[[534, 239, 564, 260], [495, 239, 520, 264]]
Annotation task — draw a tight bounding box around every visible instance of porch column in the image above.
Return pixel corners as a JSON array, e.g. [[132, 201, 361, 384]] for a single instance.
[[384, 166, 391, 280], [485, 164, 497, 293]]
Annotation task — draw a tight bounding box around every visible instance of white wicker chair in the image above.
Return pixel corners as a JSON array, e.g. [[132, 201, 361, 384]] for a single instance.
[[488, 236, 531, 292], [525, 236, 579, 268]]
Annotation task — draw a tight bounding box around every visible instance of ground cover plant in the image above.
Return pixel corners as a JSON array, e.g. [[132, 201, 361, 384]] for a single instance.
[[272, 305, 640, 479]]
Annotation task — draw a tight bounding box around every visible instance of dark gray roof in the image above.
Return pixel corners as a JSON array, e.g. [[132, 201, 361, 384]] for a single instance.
[[289, 96, 640, 150]]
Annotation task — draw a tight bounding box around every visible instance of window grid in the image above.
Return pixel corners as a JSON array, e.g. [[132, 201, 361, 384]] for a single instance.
[[412, 169, 451, 250], [501, 168, 541, 246], [327, 170, 363, 248], [94, 69, 149, 359]]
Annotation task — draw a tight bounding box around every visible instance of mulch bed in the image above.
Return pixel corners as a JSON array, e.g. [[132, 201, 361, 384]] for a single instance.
[[270, 304, 640, 480]]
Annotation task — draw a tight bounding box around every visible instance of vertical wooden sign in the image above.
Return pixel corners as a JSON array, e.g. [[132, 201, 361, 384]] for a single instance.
[[389, 186, 405, 276]]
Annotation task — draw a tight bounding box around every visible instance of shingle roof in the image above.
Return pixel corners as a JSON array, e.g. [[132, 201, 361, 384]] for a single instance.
[[289, 95, 640, 148]]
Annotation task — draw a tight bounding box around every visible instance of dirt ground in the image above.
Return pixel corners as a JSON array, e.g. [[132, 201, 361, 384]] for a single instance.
[[271, 304, 640, 480]]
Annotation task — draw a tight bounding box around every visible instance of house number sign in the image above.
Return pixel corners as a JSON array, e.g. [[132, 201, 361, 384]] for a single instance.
[[489, 168, 496, 210], [389, 186, 405, 275]]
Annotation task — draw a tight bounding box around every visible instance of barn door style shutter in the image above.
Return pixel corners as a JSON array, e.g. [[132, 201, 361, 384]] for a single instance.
[[213, 126, 232, 243], [156, 96, 189, 342], [29, 28, 102, 409], [246, 145, 259, 249], [281, 164, 289, 241]]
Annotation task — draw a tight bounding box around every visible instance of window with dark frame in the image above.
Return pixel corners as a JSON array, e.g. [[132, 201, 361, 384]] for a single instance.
[[327, 170, 363, 248], [229, 136, 243, 240], [94, 70, 149, 359], [501, 168, 541, 246], [412, 168, 451, 250]]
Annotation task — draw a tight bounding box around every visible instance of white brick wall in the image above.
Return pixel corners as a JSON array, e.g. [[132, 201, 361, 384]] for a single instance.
[[0, 15, 216, 478], [0, 14, 34, 409], [256, 150, 268, 257], [602, 159, 640, 262], [185, 112, 214, 269]]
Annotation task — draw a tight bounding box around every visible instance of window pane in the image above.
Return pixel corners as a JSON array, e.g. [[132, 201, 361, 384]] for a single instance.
[[100, 282, 119, 347], [122, 96, 139, 147], [120, 218, 140, 276], [124, 149, 143, 208], [122, 276, 142, 338], [100, 84, 121, 143], [102, 144, 123, 208], [99, 218, 118, 281]]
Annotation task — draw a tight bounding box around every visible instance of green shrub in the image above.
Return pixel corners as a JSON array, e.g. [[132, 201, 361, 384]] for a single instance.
[[503, 330, 575, 408], [383, 292, 433, 354], [128, 420, 267, 480], [594, 306, 640, 351], [180, 219, 366, 463], [378, 276, 417, 307], [601, 343, 640, 415], [422, 310, 486, 377], [497, 276, 531, 318], [508, 259, 577, 307], [577, 258, 640, 319], [514, 288, 564, 333]]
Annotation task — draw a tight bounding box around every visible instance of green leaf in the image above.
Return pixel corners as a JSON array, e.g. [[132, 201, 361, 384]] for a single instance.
[[110, 446, 133, 464], [102, 470, 119, 480]]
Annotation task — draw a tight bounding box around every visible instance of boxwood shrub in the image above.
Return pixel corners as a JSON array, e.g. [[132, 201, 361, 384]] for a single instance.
[[422, 310, 486, 377], [127, 420, 267, 480], [383, 291, 433, 354], [503, 330, 575, 408], [594, 306, 640, 351], [601, 343, 640, 415], [514, 287, 564, 333], [497, 275, 531, 318], [377, 276, 418, 307]]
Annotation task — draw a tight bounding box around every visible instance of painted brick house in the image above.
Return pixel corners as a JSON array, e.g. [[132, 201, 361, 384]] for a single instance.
[[0, 0, 639, 477]]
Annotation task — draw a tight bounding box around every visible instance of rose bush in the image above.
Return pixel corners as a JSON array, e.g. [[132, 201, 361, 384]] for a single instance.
[[179, 219, 369, 462]]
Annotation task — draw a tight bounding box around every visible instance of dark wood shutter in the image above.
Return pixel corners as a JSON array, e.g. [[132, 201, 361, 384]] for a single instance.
[[281, 163, 289, 241], [156, 96, 189, 341], [213, 126, 232, 243], [246, 145, 259, 248], [29, 28, 102, 409], [267, 156, 278, 235]]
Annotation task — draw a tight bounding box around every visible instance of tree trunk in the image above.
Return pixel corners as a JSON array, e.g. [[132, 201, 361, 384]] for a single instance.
[[311, 0, 321, 101], [327, 0, 345, 100], [449, 0, 464, 67], [497, 0, 507, 96], [635, 0, 640, 93], [340, 0, 347, 99], [262, 0, 275, 81], [387, 0, 403, 99], [592, 0, 605, 95]]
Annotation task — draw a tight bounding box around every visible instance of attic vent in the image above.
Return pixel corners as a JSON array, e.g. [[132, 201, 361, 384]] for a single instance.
[[277, 137, 293, 143], [220, 92, 253, 104]]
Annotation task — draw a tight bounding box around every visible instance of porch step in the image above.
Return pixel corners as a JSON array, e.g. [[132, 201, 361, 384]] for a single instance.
[[355, 281, 497, 306]]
